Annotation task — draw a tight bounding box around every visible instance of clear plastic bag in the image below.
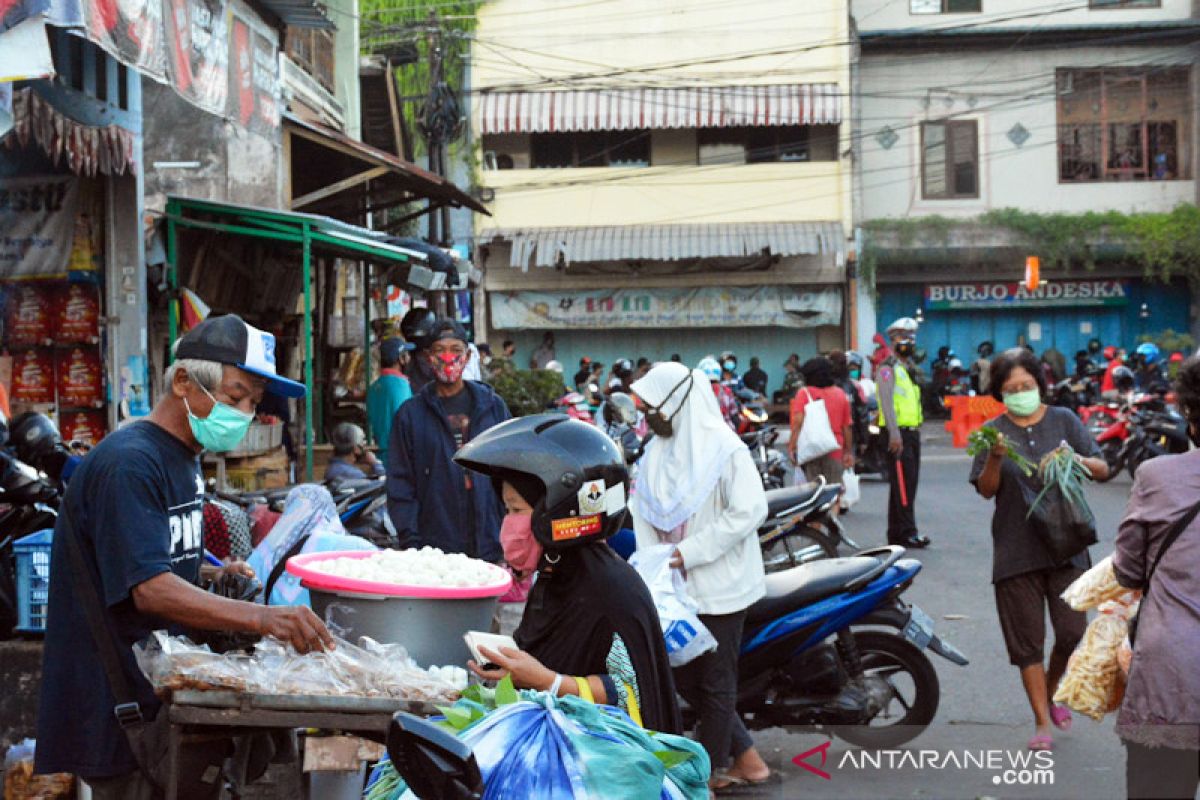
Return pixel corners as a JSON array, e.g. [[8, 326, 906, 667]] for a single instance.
[[134, 631, 250, 694], [1060, 555, 1129, 611], [1053, 593, 1139, 720]]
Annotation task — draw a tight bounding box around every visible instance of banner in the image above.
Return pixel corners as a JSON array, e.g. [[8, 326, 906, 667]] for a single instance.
[[85, 0, 165, 79], [0, 0, 48, 31], [0, 16, 54, 82], [0, 176, 79, 279], [164, 0, 228, 115], [491, 286, 843, 330], [924, 280, 1130, 311], [228, 9, 277, 133]]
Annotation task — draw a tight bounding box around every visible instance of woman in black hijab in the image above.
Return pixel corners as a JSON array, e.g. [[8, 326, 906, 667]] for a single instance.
[[454, 415, 682, 734]]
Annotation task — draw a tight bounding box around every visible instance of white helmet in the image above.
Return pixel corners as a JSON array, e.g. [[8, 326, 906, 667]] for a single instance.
[[697, 357, 722, 382], [887, 317, 919, 335]]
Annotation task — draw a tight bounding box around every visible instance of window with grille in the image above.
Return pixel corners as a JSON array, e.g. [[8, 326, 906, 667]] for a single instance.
[[1057, 67, 1191, 182]]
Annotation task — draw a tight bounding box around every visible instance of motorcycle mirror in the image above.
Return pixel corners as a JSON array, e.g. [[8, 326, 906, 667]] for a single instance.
[[606, 392, 638, 426], [387, 712, 482, 800]]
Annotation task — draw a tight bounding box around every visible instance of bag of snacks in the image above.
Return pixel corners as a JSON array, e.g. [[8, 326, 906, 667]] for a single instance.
[[1053, 593, 1139, 720], [1060, 555, 1130, 611], [134, 631, 250, 695]]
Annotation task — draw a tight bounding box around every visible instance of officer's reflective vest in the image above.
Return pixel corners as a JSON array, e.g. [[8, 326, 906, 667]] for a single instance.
[[879, 363, 923, 428]]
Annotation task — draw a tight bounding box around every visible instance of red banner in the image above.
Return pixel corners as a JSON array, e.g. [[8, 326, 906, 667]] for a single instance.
[[164, 0, 228, 115], [85, 0, 165, 78]]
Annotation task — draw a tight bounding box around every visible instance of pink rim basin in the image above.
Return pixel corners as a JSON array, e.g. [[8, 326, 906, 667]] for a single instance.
[[286, 550, 513, 599]]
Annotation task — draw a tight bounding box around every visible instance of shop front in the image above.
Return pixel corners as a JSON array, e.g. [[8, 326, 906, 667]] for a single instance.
[[878, 276, 1191, 360], [490, 284, 845, 392], [1, 34, 146, 443]]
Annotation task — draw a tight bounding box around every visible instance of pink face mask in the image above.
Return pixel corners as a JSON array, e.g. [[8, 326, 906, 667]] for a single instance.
[[500, 513, 542, 573], [431, 351, 466, 384]]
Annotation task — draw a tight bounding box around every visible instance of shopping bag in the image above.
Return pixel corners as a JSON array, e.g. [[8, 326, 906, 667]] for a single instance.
[[841, 468, 861, 507], [630, 545, 718, 667], [794, 389, 839, 465], [1021, 482, 1097, 564]]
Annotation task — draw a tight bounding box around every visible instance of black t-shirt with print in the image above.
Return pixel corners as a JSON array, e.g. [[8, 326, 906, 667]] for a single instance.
[[440, 386, 474, 450], [35, 421, 204, 778]]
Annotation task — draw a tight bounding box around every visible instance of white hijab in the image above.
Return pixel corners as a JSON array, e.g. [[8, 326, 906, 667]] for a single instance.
[[631, 362, 746, 532]]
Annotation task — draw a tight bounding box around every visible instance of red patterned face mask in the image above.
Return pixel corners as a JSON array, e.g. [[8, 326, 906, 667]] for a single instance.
[[432, 351, 466, 384]]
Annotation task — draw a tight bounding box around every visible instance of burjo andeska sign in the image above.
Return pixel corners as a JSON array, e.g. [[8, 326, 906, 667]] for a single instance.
[[925, 280, 1130, 310]]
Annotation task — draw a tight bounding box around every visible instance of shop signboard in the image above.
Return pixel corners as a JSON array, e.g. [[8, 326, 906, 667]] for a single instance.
[[84, 0, 165, 79], [228, 9, 278, 133], [924, 280, 1130, 311], [491, 286, 842, 330], [0, 176, 79, 279], [165, 0, 228, 116]]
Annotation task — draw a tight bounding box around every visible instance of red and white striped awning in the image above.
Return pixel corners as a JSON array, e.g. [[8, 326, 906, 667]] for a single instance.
[[478, 84, 842, 135]]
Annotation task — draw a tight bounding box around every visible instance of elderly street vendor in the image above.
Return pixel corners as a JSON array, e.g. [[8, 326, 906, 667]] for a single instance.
[[35, 315, 333, 800]]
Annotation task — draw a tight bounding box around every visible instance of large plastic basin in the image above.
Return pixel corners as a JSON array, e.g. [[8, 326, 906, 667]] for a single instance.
[[287, 551, 511, 668]]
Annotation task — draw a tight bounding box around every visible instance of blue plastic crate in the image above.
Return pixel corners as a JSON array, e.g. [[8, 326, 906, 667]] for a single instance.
[[14, 529, 53, 634]]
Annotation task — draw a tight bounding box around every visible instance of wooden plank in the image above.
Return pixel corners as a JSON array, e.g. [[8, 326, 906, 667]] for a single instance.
[[292, 166, 390, 209]]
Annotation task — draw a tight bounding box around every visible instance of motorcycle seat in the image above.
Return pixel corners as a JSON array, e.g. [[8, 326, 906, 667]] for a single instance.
[[745, 556, 882, 624], [764, 482, 824, 518]]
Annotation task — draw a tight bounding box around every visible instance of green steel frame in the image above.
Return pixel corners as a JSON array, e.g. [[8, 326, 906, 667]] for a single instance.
[[163, 196, 420, 480]]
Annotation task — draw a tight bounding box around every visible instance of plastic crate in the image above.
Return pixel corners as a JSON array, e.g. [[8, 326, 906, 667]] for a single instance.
[[14, 529, 53, 634]]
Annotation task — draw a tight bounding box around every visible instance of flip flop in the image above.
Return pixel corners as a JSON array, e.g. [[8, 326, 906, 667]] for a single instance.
[[1028, 734, 1054, 752], [1051, 704, 1073, 732], [712, 772, 771, 792]]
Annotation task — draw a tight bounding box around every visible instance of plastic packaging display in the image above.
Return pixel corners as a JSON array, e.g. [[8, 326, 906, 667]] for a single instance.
[[1053, 594, 1139, 720], [1060, 555, 1131, 611], [134, 631, 467, 703]]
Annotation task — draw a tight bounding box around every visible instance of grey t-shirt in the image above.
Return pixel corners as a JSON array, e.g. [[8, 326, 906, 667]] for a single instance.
[[969, 406, 1101, 583]]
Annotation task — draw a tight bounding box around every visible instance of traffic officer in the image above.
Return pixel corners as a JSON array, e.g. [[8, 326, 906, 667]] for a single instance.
[[877, 317, 930, 548]]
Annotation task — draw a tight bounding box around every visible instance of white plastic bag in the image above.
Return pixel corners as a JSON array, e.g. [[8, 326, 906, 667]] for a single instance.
[[794, 389, 839, 465], [841, 468, 861, 507], [629, 544, 718, 667]]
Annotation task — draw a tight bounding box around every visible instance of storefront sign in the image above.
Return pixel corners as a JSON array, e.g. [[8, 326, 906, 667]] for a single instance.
[[228, 10, 278, 133], [491, 286, 842, 330], [924, 280, 1130, 310], [165, 0, 228, 115], [85, 0, 165, 80], [0, 176, 79, 279]]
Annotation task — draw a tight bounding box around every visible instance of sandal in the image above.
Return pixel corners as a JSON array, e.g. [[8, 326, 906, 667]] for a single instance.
[[1027, 734, 1054, 752], [1050, 704, 1073, 732], [712, 772, 771, 792]]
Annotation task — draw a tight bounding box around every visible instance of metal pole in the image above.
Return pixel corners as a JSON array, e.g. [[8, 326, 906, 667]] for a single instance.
[[166, 209, 178, 352], [363, 260, 372, 444], [303, 225, 314, 481]]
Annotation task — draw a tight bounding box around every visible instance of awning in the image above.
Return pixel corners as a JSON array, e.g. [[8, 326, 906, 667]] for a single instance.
[[253, 0, 334, 29], [284, 115, 489, 221], [478, 84, 842, 135], [481, 222, 846, 269]]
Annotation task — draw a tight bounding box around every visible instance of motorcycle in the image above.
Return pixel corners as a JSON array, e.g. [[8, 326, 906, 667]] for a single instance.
[[854, 380, 890, 478], [1119, 404, 1189, 478], [758, 478, 859, 572], [0, 448, 63, 639], [384, 547, 969, 799], [742, 427, 787, 490], [733, 544, 967, 747], [555, 391, 595, 424]]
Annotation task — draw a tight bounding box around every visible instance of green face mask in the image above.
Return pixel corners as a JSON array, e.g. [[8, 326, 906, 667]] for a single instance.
[[185, 382, 254, 452], [1003, 388, 1041, 418]]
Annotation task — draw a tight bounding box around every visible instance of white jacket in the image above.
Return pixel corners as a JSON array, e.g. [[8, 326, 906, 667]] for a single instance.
[[632, 447, 768, 615]]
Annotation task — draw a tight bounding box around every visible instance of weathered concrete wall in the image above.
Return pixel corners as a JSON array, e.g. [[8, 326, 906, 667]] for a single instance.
[[0, 641, 43, 749], [142, 81, 283, 216]]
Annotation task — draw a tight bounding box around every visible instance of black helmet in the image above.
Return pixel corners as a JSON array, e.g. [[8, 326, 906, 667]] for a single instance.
[[978, 341, 994, 357], [10, 413, 61, 464], [1112, 365, 1135, 391], [399, 307, 438, 350], [454, 414, 628, 550]]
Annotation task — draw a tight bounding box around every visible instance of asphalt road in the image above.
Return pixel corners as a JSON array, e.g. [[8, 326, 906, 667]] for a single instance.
[[740, 423, 1134, 800]]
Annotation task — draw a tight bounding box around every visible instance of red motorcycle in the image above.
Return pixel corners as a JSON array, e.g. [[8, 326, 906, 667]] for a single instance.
[[556, 392, 594, 424]]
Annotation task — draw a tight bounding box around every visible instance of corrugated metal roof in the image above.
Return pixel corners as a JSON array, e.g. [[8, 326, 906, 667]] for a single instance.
[[481, 222, 845, 269], [254, 0, 335, 29], [478, 84, 842, 135]]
